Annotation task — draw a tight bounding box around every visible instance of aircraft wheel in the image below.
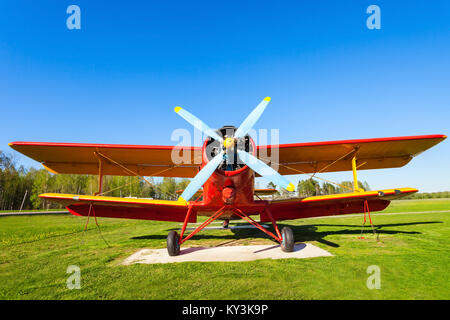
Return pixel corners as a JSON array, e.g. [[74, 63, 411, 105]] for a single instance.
[[167, 230, 180, 256], [280, 227, 294, 252]]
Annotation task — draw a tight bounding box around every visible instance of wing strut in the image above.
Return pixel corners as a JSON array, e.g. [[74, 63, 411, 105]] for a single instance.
[[94, 152, 104, 195], [358, 200, 379, 241], [259, 150, 359, 192], [351, 154, 361, 192]]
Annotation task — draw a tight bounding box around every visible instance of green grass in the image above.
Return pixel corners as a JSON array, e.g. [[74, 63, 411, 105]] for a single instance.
[[0, 199, 449, 299]]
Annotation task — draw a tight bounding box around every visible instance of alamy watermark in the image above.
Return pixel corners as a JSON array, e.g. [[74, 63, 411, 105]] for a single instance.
[[66, 5, 81, 30], [366, 5, 381, 30], [366, 265, 381, 289], [66, 265, 81, 289]]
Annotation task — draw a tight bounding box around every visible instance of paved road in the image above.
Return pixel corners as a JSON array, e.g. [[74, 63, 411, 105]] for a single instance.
[[0, 210, 69, 217]]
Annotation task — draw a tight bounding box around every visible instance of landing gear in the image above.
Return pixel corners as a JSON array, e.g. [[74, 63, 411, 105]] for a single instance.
[[280, 227, 294, 252], [222, 219, 230, 229], [167, 230, 180, 256], [166, 206, 295, 256]]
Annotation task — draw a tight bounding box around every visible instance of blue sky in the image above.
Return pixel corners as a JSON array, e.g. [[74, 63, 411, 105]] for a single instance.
[[0, 1, 449, 192]]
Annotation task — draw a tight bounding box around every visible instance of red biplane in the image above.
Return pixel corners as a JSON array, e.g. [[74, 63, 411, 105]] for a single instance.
[[9, 97, 446, 255]]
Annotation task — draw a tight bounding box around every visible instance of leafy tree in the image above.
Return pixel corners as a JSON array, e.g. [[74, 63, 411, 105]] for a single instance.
[[176, 179, 190, 192], [337, 180, 370, 193], [266, 182, 277, 189], [159, 177, 178, 200], [297, 179, 320, 197], [265, 182, 279, 195], [321, 182, 337, 195]]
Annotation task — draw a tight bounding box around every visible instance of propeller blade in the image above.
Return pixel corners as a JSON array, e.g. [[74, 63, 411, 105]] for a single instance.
[[234, 97, 271, 139], [237, 149, 295, 192], [175, 106, 223, 142], [178, 150, 225, 203]]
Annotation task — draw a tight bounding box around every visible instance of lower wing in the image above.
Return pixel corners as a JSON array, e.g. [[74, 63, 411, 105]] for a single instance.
[[39, 193, 195, 223], [261, 188, 417, 221]]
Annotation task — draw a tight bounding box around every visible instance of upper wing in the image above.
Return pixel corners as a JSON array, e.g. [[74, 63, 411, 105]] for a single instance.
[[40, 193, 195, 223], [10, 134, 446, 177], [261, 187, 417, 221], [257, 134, 446, 175], [9, 141, 202, 178]]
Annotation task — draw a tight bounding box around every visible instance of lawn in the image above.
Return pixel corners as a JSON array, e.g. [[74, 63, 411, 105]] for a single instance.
[[0, 199, 449, 299]]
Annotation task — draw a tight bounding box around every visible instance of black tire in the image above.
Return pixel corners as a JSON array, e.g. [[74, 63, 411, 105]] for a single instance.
[[280, 227, 294, 252], [167, 231, 180, 256]]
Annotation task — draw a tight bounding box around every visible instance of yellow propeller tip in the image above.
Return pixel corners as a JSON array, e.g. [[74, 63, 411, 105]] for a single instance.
[[286, 183, 295, 192], [174, 106, 182, 113], [264, 97, 271, 101], [177, 196, 188, 205]]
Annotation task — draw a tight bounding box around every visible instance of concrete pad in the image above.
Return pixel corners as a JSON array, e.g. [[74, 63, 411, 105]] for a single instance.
[[121, 243, 332, 265]]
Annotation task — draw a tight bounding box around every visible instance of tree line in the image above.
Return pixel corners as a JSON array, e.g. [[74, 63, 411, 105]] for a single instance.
[[0, 151, 189, 210], [265, 179, 371, 199], [296, 179, 370, 197]]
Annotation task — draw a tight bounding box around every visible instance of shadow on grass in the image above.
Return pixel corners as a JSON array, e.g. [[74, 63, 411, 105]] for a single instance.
[[285, 221, 442, 248], [131, 221, 442, 248]]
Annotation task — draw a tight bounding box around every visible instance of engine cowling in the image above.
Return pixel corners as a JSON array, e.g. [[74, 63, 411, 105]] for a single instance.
[[201, 126, 256, 206]]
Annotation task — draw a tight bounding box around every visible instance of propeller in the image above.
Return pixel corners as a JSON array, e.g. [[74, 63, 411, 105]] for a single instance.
[[236, 149, 295, 192], [234, 97, 271, 139], [175, 97, 295, 203], [178, 150, 225, 203], [174, 106, 223, 142]]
